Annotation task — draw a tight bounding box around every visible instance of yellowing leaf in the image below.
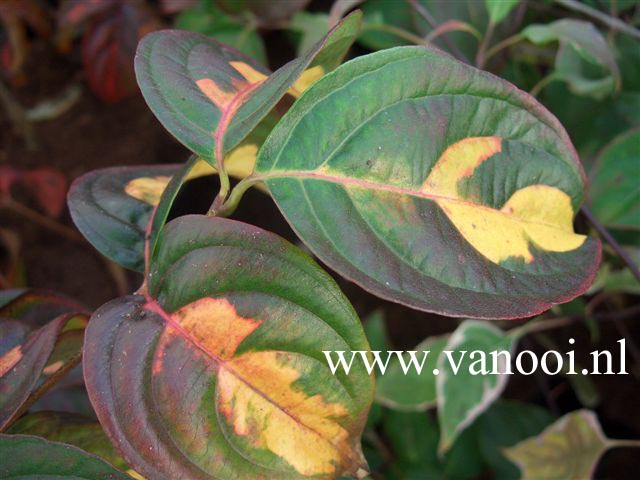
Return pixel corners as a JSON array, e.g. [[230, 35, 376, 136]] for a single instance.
[[504, 410, 610, 479], [422, 136, 586, 264]]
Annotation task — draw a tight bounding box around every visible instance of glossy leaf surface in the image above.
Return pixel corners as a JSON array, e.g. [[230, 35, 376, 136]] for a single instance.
[[0, 434, 132, 479], [589, 129, 640, 230], [504, 409, 609, 479], [436, 321, 514, 452], [135, 11, 361, 163], [84, 215, 374, 479], [255, 46, 600, 319]]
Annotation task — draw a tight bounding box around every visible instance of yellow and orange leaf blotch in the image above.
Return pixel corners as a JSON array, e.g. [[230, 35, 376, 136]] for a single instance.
[[422, 136, 586, 264], [0, 346, 23, 377], [196, 62, 268, 110], [159, 297, 362, 477]]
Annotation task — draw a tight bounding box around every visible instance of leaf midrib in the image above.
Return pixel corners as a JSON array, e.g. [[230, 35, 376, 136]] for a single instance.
[[255, 169, 581, 233], [143, 298, 347, 457]]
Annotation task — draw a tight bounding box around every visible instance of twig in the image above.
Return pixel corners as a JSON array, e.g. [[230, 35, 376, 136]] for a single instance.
[[529, 73, 559, 97], [483, 33, 525, 65], [406, 0, 470, 63], [360, 23, 426, 45], [582, 205, 640, 283], [523, 337, 560, 415], [476, 20, 497, 69], [510, 303, 640, 338], [555, 0, 640, 39], [0, 78, 37, 150], [1, 197, 129, 296]]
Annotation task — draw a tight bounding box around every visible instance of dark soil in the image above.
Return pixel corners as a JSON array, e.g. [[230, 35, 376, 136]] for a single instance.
[[2, 40, 639, 479]]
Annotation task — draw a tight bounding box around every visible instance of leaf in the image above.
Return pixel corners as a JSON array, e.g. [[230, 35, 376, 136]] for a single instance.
[[83, 214, 374, 479], [0, 166, 67, 218], [135, 11, 362, 163], [0, 434, 133, 478], [436, 320, 515, 453], [176, 0, 267, 65], [0, 312, 87, 430], [215, 0, 309, 29], [522, 19, 620, 98], [359, 0, 487, 59], [485, 0, 519, 25], [375, 335, 447, 411], [68, 164, 185, 272], [362, 310, 390, 352], [476, 400, 554, 480], [81, 1, 160, 103], [382, 410, 484, 480], [503, 409, 610, 479], [0, 289, 86, 328], [255, 46, 601, 319], [290, 11, 330, 56], [8, 411, 129, 470], [589, 128, 640, 231]]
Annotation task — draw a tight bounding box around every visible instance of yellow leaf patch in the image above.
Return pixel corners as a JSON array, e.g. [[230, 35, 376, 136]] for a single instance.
[[196, 61, 267, 111], [159, 297, 354, 477], [124, 176, 173, 206], [0, 346, 22, 377], [422, 136, 586, 264]]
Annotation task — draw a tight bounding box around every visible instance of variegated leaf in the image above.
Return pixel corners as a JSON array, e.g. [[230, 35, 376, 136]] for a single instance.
[[0, 312, 87, 430], [83, 215, 374, 479], [255, 46, 600, 319], [135, 11, 362, 163]]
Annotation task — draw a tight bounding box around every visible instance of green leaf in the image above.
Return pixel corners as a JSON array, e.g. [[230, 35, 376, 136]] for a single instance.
[[83, 215, 374, 479], [215, 0, 310, 29], [522, 19, 620, 98], [362, 309, 390, 353], [8, 411, 128, 471], [0, 434, 133, 478], [290, 11, 331, 56], [176, 0, 267, 65], [436, 320, 514, 453], [255, 46, 600, 319], [589, 129, 640, 231], [376, 335, 447, 411], [135, 11, 362, 164], [359, 0, 487, 59], [0, 312, 87, 430], [0, 289, 86, 328], [68, 164, 184, 271], [485, 0, 519, 25], [503, 409, 610, 479], [476, 400, 554, 480], [382, 410, 484, 480]]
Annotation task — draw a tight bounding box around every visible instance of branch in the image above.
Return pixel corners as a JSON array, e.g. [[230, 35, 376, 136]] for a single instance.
[[406, 0, 470, 63], [555, 0, 640, 40], [582, 206, 640, 283]]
